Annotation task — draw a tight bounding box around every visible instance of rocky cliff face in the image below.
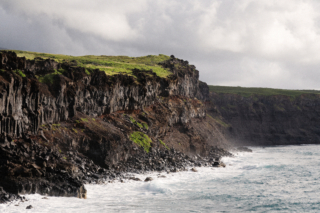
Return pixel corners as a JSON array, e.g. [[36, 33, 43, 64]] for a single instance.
[[0, 51, 229, 201], [208, 92, 320, 146], [0, 52, 208, 139]]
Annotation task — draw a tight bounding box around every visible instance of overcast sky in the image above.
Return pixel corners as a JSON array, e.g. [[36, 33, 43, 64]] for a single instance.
[[1, 0, 320, 89]]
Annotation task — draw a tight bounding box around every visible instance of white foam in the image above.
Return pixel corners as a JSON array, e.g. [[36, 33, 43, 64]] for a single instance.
[[2, 145, 320, 212]]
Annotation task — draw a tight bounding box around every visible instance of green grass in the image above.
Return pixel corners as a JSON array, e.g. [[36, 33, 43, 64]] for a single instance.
[[130, 131, 152, 153], [209, 85, 320, 97], [38, 69, 65, 84], [159, 140, 169, 150], [9, 50, 172, 78], [130, 116, 148, 129], [80, 118, 89, 123], [207, 114, 228, 126], [213, 117, 230, 128], [14, 69, 26, 78], [142, 123, 149, 130]]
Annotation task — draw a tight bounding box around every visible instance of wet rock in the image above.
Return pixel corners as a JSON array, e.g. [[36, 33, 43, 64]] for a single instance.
[[144, 177, 153, 182], [190, 168, 198, 172], [129, 177, 141, 181], [212, 161, 220, 166], [26, 205, 33, 209], [236, 147, 253, 152], [0, 51, 235, 203], [171, 168, 179, 173], [212, 161, 226, 168]]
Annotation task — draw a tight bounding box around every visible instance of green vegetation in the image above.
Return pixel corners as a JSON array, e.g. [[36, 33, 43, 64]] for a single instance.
[[85, 69, 90, 75], [11, 50, 172, 78], [14, 69, 26, 78], [159, 140, 169, 150], [142, 123, 149, 130], [213, 117, 230, 128], [38, 69, 64, 84], [274, 104, 285, 112], [52, 123, 61, 131], [209, 85, 320, 97], [141, 112, 147, 116], [72, 128, 78, 133], [130, 131, 152, 153], [129, 116, 136, 123], [80, 118, 89, 123], [207, 114, 230, 128], [130, 116, 148, 129]]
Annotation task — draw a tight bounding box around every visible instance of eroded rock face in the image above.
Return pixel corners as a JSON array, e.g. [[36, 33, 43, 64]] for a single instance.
[[0, 51, 208, 139], [208, 92, 320, 146], [0, 51, 231, 201]]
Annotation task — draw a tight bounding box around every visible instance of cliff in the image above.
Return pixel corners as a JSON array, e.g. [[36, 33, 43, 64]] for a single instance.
[[207, 86, 320, 146], [0, 51, 228, 202]]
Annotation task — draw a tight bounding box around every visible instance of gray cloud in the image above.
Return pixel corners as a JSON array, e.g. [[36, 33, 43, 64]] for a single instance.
[[1, 0, 320, 89]]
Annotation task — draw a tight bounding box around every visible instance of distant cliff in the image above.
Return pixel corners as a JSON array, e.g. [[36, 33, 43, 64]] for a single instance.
[[207, 86, 320, 146]]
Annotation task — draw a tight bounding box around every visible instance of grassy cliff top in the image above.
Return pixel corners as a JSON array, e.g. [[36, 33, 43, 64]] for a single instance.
[[11, 50, 172, 78], [209, 85, 320, 97]]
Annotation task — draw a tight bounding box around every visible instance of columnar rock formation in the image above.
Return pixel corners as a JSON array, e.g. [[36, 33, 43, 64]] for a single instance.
[[0, 51, 227, 201], [208, 92, 320, 146], [0, 52, 208, 138]]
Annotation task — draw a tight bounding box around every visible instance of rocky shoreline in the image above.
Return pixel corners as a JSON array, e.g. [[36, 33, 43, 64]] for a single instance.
[[0, 142, 234, 204], [0, 50, 233, 204]]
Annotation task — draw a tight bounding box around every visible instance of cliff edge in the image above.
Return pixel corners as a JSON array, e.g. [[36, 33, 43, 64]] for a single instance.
[[0, 51, 229, 202], [207, 86, 320, 146]]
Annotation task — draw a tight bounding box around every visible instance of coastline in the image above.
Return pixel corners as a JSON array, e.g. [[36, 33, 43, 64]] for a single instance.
[[0, 148, 255, 212], [0, 147, 252, 211]]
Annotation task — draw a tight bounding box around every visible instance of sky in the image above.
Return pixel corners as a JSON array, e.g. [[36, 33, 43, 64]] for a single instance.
[[1, 0, 320, 89]]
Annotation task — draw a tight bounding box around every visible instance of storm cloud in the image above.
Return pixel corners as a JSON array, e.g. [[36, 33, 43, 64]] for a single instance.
[[1, 0, 320, 89]]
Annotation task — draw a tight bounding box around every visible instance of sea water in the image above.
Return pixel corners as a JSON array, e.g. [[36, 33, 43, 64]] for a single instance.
[[2, 145, 320, 213]]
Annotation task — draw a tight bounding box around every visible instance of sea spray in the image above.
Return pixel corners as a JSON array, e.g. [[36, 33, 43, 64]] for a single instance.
[[2, 145, 320, 212]]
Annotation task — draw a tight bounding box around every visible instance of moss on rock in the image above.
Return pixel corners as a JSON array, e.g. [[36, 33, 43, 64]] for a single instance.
[[130, 131, 152, 153]]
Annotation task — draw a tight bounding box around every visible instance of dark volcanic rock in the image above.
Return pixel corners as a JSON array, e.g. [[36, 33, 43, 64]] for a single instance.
[[208, 92, 320, 146], [190, 168, 198, 172], [236, 147, 252, 152], [144, 177, 153, 182], [0, 51, 232, 203]]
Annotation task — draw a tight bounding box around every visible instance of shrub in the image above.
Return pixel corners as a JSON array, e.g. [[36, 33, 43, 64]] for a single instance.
[[130, 131, 152, 153], [14, 69, 26, 78]]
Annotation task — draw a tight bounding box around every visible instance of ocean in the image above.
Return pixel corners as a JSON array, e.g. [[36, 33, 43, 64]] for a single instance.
[[1, 145, 320, 213]]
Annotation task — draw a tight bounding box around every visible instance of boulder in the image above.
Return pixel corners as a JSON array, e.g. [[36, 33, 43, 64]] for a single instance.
[[144, 177, 153, 182], [190, 168, 198, 172]]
